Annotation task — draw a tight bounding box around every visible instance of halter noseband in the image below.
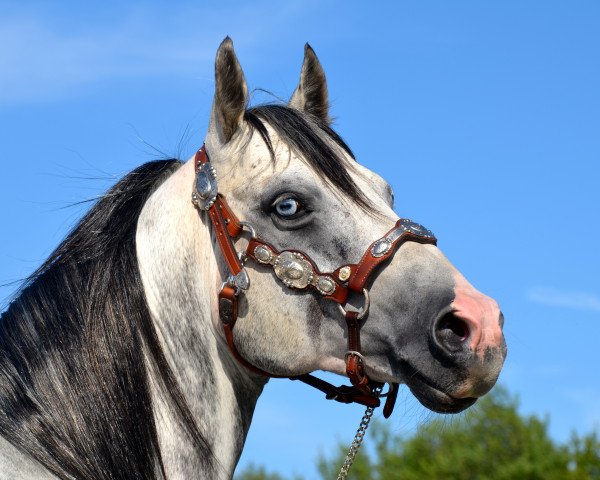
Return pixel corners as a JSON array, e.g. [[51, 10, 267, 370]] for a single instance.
[[192, 146, 437, 417]]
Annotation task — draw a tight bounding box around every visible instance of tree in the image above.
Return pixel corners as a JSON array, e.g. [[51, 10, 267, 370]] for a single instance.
[[318, 386, 599, 480], [235, 386, 600, 479], [569, 431, 600, 479]]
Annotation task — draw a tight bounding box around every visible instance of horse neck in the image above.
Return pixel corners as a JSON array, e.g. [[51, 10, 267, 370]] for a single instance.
[[136, 158, 266, 478]]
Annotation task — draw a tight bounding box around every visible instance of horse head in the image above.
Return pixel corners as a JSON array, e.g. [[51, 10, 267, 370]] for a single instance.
[[0, 37, 508, 480], [191, 38, 507, 415]]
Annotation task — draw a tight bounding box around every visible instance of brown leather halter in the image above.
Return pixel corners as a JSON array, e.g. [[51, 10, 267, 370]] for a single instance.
[[192, 146, 437, 417]]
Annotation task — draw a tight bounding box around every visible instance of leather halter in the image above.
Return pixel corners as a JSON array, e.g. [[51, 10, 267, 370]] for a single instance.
[[192, 146, 437, 416]]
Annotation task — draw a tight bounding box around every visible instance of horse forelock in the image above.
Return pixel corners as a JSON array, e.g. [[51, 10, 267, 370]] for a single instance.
[[242, 104, 373, 209], [0, 159, 215, 480]]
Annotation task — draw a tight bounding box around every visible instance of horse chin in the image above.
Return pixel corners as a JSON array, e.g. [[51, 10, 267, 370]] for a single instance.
[[400, 363, 477, 414]]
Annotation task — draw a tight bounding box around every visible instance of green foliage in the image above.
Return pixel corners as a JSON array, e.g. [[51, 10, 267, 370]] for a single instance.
[[568, 430, 600, 479], [236, 386, 600, 480], [318, 386, 599, 480], [365, 387, 570, 480]]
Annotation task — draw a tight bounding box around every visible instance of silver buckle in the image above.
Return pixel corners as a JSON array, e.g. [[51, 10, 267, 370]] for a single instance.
[[225, 269, 250, 295]]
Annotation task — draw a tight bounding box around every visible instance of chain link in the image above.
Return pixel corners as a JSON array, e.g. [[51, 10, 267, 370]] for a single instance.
[[336, 386, 382, 480]]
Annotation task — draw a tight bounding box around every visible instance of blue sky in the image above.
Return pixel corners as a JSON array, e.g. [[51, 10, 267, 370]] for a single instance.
[[1, 1, 599, 478]]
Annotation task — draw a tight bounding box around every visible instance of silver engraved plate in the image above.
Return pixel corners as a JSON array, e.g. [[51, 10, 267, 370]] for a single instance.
[[386, 227, 404, 244], [231, 269, 250, 291], [273, 252, 314, 289], [399, 219, 435, 239], [192, 163, 218, 210]]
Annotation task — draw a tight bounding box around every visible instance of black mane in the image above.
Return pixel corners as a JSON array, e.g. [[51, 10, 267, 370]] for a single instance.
[[0, 104, 366, 480], [0, 160, 211, 479]]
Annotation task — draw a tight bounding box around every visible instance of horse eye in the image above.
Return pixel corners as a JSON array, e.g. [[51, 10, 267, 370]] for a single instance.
[[274, 197, 301, 217]]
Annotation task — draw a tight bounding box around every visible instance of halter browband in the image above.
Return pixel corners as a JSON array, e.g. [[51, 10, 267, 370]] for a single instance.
[[192, 146, 437, 416]]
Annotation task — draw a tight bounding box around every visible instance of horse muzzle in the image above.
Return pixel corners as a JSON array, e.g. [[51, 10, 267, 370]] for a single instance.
[[429, 277, 507, 400]]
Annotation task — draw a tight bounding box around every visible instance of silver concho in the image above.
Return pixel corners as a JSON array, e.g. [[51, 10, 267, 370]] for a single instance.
[[256, 248, 337, 295], [316, 276, 336, 295], [370, 219, 435, 258], [371, 238, 392, 258], [273, 252, 313, 289], [254, 245, 274, 264], [192, 163, 218, 210]]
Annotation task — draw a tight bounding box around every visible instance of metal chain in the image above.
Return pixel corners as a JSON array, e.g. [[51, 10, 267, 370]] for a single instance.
[[336, 386, 383, 480]]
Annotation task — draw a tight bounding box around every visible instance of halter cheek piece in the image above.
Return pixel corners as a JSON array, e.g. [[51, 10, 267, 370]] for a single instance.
[[192, 146, 437, 417]]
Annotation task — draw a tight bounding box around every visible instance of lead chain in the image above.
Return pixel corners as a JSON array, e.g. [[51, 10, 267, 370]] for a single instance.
[[336, 386, 382, 480]]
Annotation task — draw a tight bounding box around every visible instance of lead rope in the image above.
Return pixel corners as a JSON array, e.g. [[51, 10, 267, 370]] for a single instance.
[[336, 385, 383, 480]]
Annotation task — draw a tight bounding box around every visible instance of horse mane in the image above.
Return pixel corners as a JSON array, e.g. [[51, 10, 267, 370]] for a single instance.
[[0, 160, 212, 480], [0, 104, 367, 480]]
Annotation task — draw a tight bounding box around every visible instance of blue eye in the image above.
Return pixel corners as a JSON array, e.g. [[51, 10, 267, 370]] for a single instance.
[[274, 198, 300, 217]]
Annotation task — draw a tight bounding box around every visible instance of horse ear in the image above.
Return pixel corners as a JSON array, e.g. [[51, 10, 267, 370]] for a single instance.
[[210, 37, 248, 143], [289, 43, 330, 123]]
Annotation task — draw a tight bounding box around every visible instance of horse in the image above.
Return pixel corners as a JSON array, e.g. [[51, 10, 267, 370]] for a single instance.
[[0, 38, 506, 479]]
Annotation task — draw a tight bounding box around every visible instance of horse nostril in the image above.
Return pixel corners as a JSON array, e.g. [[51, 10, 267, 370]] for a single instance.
[[433, 312, 470, 354], [440, 313, 469, 340]]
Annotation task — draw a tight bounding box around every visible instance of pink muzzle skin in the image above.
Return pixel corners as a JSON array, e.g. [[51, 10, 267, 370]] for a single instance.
[[452, 276, 503, 356], [449, 271, 506, 398]]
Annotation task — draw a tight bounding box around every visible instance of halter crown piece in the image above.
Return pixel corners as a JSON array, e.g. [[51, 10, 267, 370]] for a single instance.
[[191, 145, 437, 417]]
